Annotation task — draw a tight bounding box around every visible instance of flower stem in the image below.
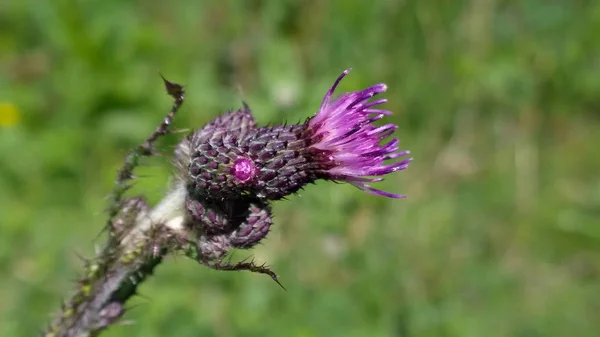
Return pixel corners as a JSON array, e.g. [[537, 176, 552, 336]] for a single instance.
[[43, 76, 187, 337], [43, 210, 182, 337]]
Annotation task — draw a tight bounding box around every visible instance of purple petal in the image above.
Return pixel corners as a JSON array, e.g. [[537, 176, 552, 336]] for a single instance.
[[307, 69, 412, 199], [319, 69, 351, 113], [350, 182, 407, 198], [384, 150, 411, 160]]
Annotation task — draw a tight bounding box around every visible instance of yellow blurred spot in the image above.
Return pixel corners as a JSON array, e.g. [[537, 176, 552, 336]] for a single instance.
[[0, 102, 21, 126]]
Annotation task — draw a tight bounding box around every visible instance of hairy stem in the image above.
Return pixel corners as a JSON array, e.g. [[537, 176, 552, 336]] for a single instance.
[[43, 77, 187, 337], [43, 196, 188, 337], [44, 183, 190, 337]]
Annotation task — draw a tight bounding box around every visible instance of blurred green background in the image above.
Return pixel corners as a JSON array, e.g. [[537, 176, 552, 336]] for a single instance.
[[1, 0, 600, 336]]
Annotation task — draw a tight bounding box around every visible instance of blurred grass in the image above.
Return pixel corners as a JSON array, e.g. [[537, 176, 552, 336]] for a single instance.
[[1, 0, 600, 336]]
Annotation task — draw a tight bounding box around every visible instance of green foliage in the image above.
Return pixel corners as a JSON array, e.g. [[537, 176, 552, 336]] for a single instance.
[[1, 0, 599, 336]]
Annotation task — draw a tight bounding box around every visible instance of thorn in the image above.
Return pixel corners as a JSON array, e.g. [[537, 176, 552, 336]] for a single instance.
[[120, 170, 136, 180], [124, 303, 143, 312], [242, 101, 251, 112], [116, 319, 136, 327], [159, 73, 185, 101], [134, 292, 151, 301], [73, 251, 89, 265], [170, 128, 191, 134], [130, 174, 152, 180], [270, 273, 287, 291]]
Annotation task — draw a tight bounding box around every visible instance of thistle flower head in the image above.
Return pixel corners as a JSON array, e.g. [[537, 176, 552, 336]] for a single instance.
[[182, 69, 411, 201]]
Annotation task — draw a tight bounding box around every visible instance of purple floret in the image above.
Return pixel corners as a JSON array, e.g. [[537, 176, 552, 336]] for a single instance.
[[307, 69, 412, 198]]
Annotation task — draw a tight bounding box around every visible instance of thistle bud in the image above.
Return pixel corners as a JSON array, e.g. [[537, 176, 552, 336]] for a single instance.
[[229, 201, 272, 248], [195, 199, 273, 258], [197, 234, 231, 260], [185, 196, 269, 235]]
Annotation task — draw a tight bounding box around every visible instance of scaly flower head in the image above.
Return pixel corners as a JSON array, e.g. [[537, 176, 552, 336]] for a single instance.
[[182, 69, 411, 202]]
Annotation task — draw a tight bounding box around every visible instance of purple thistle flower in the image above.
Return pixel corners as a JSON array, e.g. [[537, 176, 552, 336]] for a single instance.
[[305, 68, 412, 198], [181, 69, 411, 201]]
